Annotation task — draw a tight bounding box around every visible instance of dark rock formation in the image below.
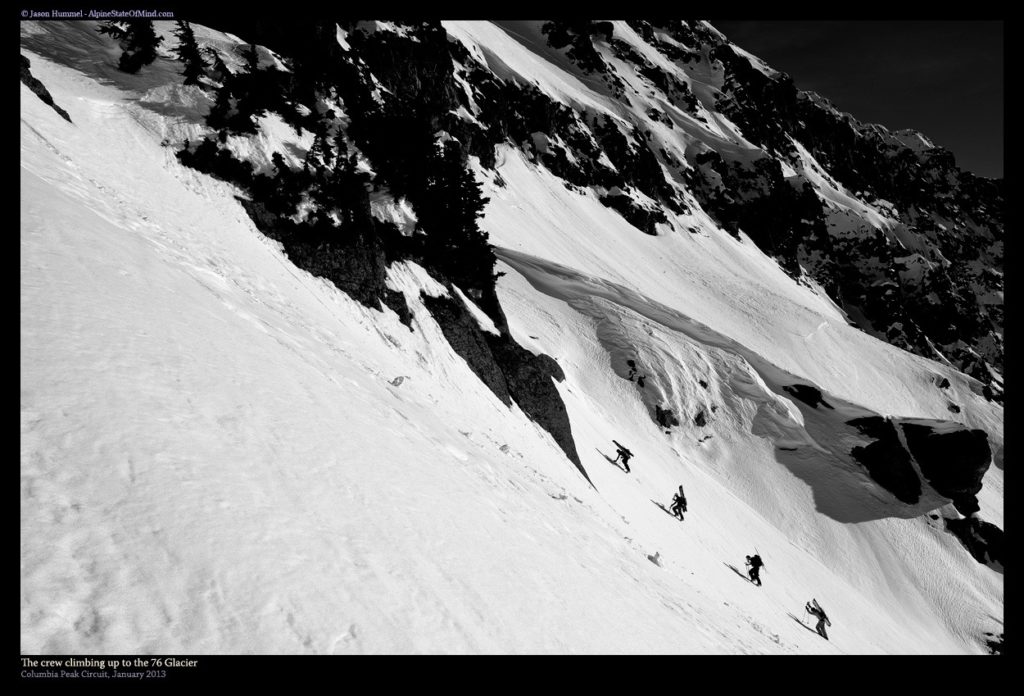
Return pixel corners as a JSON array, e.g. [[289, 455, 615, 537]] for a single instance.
[[21, 55, 72, 123], [901, 423, 991, 516], [783, 384, 834, 410], [168, 16, 999, 498], [238, 199, 412, 328], [847, 416, 921, 504], [487, 334, 586, 481], [710, 39, 1004, 394], [944, 517, 1003, 571], [170, 19, 591, 485], [422, 295, 512, 405], [183, 16, 1002, 398], [655, 404, 680, 429], [598, 193, 667, 235], [281, 230, 399, 316], [424, 295, 589, 484], [381, 290, 413, 327], [541, 21, 614, 76]]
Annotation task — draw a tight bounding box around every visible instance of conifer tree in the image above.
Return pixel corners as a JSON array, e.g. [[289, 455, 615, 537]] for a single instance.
[[115, 20, 164, 74], [96, 20, 128, 41], [333, 128, 350, 163], [172, 21, 208, 86], [417, 140, 493, 288], [226, 43, 266, 134], [305, 120, 335, 170], [329, 153, 371, 228], [237, 43, 259, 74], [205, 83, 235, 132], [205, 47, 232, 83]]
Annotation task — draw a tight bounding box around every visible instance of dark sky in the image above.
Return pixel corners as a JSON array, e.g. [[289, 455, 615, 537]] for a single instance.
[[707, 21, 1003, 179]]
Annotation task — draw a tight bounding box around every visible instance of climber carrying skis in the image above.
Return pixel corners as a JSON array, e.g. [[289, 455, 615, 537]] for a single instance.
[[805, 599, 831, 640], [670, 485, 687, 521], [745, 553, 764, 586], [611, 440, 633, 473]]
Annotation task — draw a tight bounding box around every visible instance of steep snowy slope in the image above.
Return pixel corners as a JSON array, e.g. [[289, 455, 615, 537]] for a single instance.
[[446, 20, 1003, 400], [21, 19, 1001, 655]]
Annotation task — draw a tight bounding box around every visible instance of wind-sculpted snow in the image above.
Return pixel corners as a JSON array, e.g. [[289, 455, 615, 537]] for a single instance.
[[496, 247, 995, 529]]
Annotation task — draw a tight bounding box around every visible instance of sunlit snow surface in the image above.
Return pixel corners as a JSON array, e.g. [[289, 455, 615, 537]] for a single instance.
[[21, 21, 1001, 654]]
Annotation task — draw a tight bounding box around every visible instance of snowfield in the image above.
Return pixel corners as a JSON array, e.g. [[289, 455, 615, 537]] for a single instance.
[[21, 21, 1001, 654]]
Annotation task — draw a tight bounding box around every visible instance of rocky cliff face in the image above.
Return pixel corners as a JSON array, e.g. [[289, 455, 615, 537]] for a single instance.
[[900, 422, 991, 516], [847, 416, 922, 505], [171, 17, 591, 482], [845, 416, 993, 517], [526, 20, 1002, 404], [171, 16, 1000, 502], [21, 54, 72, 122]]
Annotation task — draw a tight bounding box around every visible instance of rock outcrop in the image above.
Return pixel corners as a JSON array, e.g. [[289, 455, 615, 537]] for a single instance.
[[424, 294, 589, 483], [944, 517, 1003, 572], [901, 423, 991, 516], [847, 416, 922, 504], [21, 55, 71, 123]]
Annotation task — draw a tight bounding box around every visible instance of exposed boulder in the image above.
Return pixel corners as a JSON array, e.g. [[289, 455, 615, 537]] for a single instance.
[[655, 404, 680, 430], [783, 384, 834, 410], [944, 517, 1003, 571], [847, 416, 921, 504], [901, 423, 991, 516]]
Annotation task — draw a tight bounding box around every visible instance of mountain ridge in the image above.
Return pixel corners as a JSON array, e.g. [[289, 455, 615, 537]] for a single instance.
[[20, 18, 1002, 654]]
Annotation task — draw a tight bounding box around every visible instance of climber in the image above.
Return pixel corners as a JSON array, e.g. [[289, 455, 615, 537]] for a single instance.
[[611, 440, 633, 473], [670, 485, 687, 521], [745, 553, 764, 586], [805, 599, 831, 640]]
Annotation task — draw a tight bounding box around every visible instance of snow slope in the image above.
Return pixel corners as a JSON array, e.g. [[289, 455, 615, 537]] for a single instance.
[[21, 21, 1001, 654]]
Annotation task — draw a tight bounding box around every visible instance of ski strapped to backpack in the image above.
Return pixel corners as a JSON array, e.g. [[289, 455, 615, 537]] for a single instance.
[[810, 598, 830, 626]]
